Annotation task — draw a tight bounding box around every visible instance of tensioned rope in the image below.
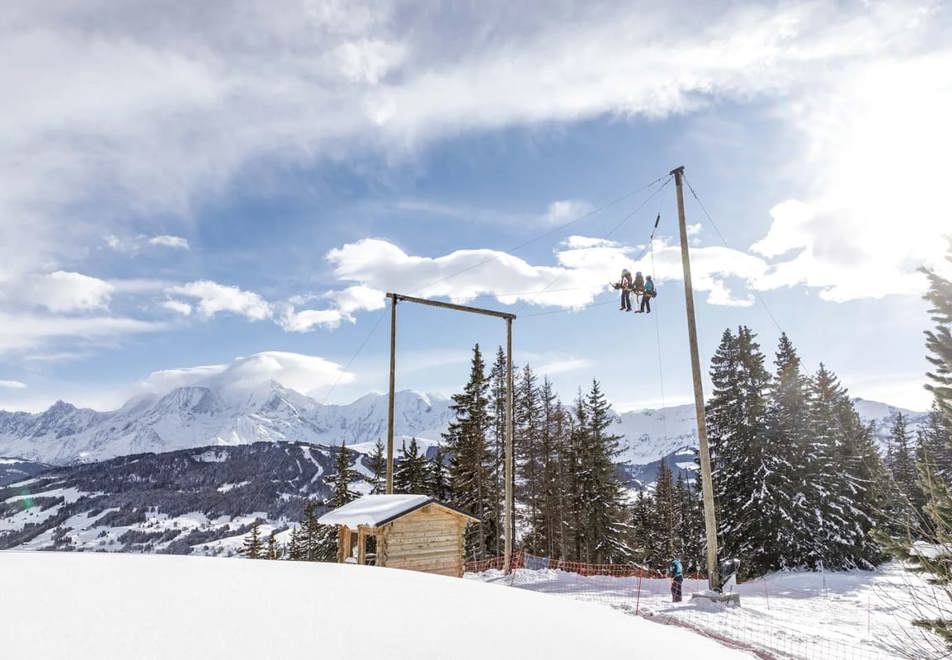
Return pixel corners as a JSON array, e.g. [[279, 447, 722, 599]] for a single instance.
[[319, 172, 672, 404], [682, 174, 785, 335]]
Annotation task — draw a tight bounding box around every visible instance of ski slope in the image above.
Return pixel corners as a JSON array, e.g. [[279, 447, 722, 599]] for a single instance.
[[0, 552, 748, 660]]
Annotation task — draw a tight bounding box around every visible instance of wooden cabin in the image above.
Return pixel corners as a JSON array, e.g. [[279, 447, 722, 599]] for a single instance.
[[317, 494, 479, 578]]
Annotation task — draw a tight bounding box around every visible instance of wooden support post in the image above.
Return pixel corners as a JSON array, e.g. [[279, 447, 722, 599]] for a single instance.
[[671, 166, 720, 591], [386, 295, 398, 495], [357, 526, 367, 565], [504, 317, 514, 574]]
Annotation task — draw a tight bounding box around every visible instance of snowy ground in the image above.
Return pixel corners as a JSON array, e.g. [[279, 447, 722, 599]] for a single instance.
[[469, 564, 940, 659], [0, 552, 749, 660]]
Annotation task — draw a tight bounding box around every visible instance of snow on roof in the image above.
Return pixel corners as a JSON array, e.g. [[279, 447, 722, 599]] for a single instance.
[[318, 494, 432, 527]]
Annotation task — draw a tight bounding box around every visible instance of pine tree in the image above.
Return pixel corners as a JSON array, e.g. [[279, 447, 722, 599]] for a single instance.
[[297, 501, 323, 561], [809, 364, 888, 568], [314, 444, 359, 562], [429, 446, 448, 501], [265, 531, 281, 560], [241, 519, 263, 559], [515, 364, 544, 553], [705, 326, 772, 576], [888, 412, 925, 512], [924, 256, 952, 424], [286, 525, 302, 560], [578, 380, 631, 562], [631, 490, 655, 568], [652, 461, 677, 568], [444, 344, 495, 559], [538, 378, 564, 558], [878, 252, 952, 655], [676, 474, 705, 573], [488, 346, 509, 555], [918, 405, 952, 485], [368, 439, 387, 494], [763, 333, 814, 568], [394, 438, 430, 494]]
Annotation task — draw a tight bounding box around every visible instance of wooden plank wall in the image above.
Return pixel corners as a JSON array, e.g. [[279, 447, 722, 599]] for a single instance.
[[380, 505, 468, 577]]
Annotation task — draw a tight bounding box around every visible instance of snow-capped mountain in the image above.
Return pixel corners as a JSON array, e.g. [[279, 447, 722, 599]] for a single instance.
[[0, 383, 453, 466], [0, 369, 926, 476]]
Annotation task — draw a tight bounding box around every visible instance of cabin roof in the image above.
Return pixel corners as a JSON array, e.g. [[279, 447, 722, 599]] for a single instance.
[[317, 494, 479, 528]]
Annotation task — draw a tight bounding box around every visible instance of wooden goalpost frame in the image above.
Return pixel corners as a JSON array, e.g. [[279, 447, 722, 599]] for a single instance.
[[384, 292, 518, 574]]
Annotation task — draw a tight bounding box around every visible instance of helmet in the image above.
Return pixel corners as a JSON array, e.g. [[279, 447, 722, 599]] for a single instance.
[[646, 275, 653, 280], [636, 271, 642, 276], [622, 268, 631, 275]]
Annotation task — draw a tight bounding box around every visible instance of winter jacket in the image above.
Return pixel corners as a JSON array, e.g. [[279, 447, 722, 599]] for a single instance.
[[620, 274, 632, 290], [633, 273, 645, 292], [669, 559, 683, 579], [644, 279, 655, 295]]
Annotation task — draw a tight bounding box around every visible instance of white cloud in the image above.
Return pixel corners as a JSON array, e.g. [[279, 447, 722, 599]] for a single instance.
[[105, 234, 189, 254], [325, 285, 386, 314], [0, 0, 948, 318], [0, 380, 27, 389], [277, 307, 350, 332], [139, 351, 354, 398], [0, 312, 163, 353], [535, 358, 593, 376], [160, 300, 193, 316], [169, 281, 272, 321], [27, 271, 114, 313], [325, 236, 773, 310], [147, 235, 189, 250], [543, 200, 594, 225]]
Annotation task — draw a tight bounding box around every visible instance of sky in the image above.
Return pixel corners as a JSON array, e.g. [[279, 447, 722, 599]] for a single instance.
[[1, 0, 950, 414]]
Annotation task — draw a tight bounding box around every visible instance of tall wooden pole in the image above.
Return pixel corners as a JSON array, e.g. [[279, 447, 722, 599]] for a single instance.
[[386, 296, 398, 495], [504, 317, 514, 574], [671, 166, 720, 591]]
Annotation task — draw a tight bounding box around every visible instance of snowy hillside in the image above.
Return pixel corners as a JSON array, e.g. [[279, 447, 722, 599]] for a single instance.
[[0, 441, 357, 553], [0, 552, 746, 660]]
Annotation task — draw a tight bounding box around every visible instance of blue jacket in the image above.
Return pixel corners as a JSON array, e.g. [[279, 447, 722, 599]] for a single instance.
[[644, 279, 656, 294], [670, 559, 683, 578]]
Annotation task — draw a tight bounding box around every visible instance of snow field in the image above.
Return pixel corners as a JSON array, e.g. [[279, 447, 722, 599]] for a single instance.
[[469, 564, 936, 659], [0, 552, 748, 660]]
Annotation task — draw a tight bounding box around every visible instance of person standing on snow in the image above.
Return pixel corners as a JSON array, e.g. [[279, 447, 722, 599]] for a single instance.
[[669, 557, 684, 602], [638, 275, 656, 314], [613, 269, 633, 312]]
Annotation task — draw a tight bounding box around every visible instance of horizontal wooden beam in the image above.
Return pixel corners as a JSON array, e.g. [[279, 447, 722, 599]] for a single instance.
[[387, 292, 516, 321]]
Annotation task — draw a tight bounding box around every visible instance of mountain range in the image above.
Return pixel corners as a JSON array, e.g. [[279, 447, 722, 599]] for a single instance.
[[0, 374, 928, 554]]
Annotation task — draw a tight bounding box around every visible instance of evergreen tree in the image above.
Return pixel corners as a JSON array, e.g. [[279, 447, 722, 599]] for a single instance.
[[652, 461, 677, 567], [515, 364, 544, 553], [444, 344, 495, 559], [705, 327, 772, 576], [631, 490, 655, 568], [888, 412, 925, 512], [394, 438, 430, 494], [429, 446, 449, 501], [577, 380, 631, 562], [297, 501, 323, 561], [763, 333, 814, 568], [488, 346, 509, 555], [240, 519, 263, 559], [538, 378, 564, 558], [368, 439, 387, 495], [314, 444, 360, 561], [878, 251, 952, 655], [809, 364, 888, 568], [918, 405, 952, 485], [924, 256, 952, 424], [265, 530, 281, 560], [286, 525, 302, 560], [676, 474, 705, 573], [325, 442, 359, 508]]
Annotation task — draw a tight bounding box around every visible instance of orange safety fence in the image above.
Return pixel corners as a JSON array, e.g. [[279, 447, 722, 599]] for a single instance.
[[464, 550, 664, 578]]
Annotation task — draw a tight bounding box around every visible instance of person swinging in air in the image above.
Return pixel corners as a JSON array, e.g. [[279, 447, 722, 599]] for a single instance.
[[612, 269, 633, 312], [637, 275, 656, 314]]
